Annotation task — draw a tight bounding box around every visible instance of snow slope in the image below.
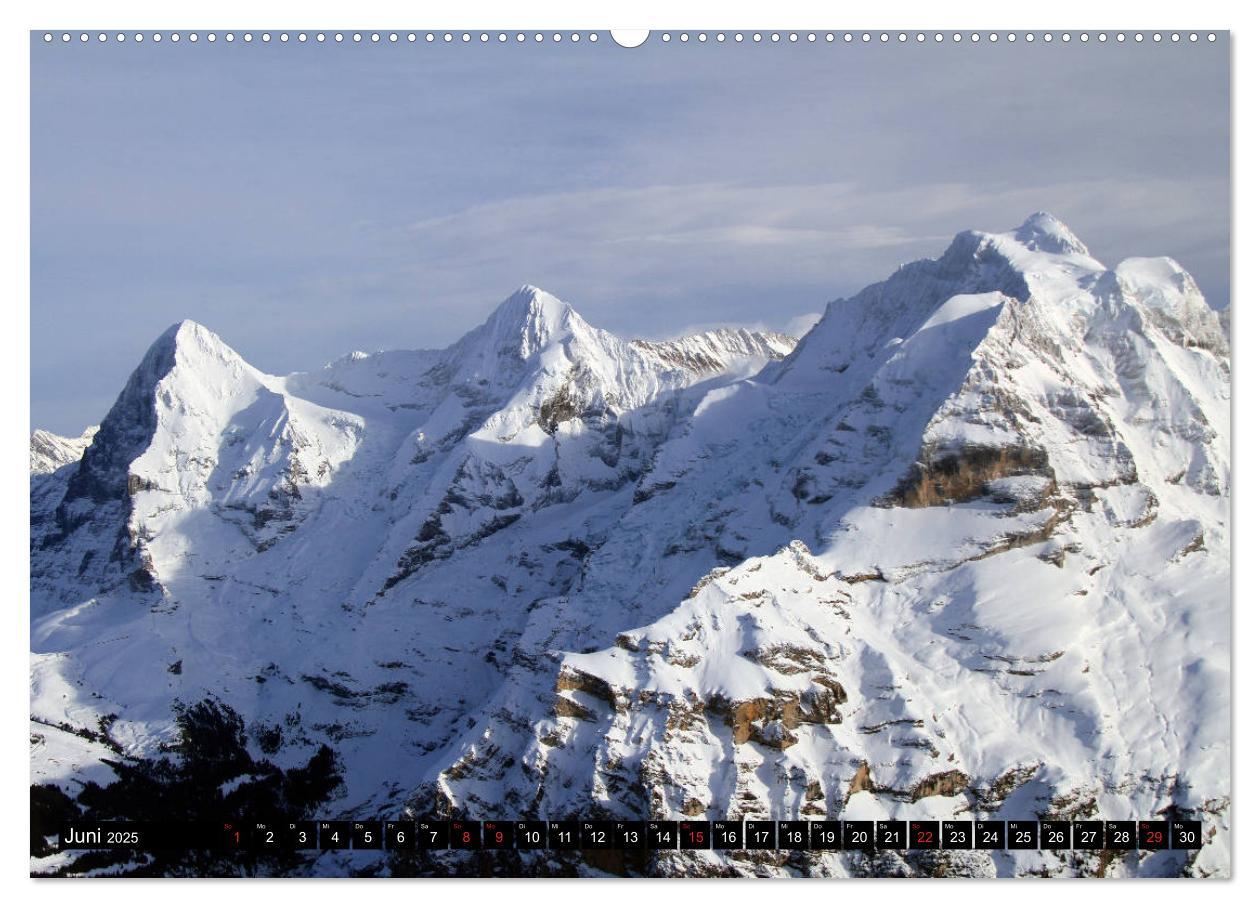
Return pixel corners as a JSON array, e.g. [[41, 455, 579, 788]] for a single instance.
[[30, 216, 1230, 878]]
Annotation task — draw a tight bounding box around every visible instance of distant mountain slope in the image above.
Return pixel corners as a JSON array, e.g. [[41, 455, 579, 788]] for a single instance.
[[30, 426, 100, 538], [30, 426, 97, 476]]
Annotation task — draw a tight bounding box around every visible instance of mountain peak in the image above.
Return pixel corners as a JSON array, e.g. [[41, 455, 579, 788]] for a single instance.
[[1012, 210, 1090, 256], [473, 285, 585, 362], [56, 321, 253, 510], [494, 284, 573, 324], [135, 319, 255, 385], [149, 319, 240, 362]]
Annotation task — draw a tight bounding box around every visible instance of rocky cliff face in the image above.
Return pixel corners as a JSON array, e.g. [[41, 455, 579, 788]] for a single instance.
[[30, 215, 1229, 878]]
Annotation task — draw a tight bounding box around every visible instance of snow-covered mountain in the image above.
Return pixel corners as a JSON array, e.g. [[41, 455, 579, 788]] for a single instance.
[[30, 426, 100, 529], [30, 215, 1230, 878], [30, 426, 98, 476]]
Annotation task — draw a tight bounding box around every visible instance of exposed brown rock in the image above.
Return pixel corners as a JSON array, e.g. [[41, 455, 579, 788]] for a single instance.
[[842, 569, 886, 584], [801, 675, 848, 722], [727, 698, 772, 745], [681, 797, 707, 817], [664, 700, 706, 733], [718, 677, 847, 750], [1176, 532, 1207, 559], [555, 667, 621, 711], [910, 769, 970, 801], [742, 643, 826, 675], [848, 761, 874, 796], [552, 695, 595, 722], [1044, 787, 1099, 821], [538, 383, 582, 434], [753, 720, 798, 750], [884, 443, 1052, 508], [539, 730, 566, 748], [972, 765, 1043, 816], [665, 651, 701, 668]]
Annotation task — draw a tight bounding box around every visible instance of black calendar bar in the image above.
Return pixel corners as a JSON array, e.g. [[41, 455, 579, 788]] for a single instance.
[[1171, 819, 1202, 849], [515, 820, 547, 849], [484, 820, 514, 849], [450, 819, 480, 849], [809, 821, 843, 850], [1073, 821, 1104, 849], [976, 820, 1005, 849], [548, 820, 579, 850], [942, 820, 973, 850], [1040, 821, 1070, 849], [614, 821, 645, 848], [680, 820, 711, 850], [909, 820, 939, 850], [55, 818, 1203, 853], [844, 820, 875, 849], [713, 820, 743, 849], [745, 820, 776, 849], [876, 820, 906, 849], [581, 821, 614, 850]]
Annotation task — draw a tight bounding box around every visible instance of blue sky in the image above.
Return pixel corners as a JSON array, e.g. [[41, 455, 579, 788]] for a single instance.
[[31, 33, 1229, 434]]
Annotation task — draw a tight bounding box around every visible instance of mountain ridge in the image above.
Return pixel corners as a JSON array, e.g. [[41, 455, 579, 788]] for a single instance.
[[30, 214, 1230, 878]]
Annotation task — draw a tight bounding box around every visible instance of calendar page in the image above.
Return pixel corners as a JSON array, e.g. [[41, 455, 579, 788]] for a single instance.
[[27, 16, 1232, 882]]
